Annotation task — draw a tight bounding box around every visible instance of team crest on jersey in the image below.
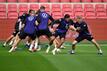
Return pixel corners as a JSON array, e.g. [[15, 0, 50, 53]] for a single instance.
[[42, 13, 48, 18], [28, 16, 34, 21]]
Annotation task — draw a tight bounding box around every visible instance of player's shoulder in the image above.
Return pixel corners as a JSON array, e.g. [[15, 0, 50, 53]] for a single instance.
[[81, 21, 88, 27], [60, 18, 64, 21]]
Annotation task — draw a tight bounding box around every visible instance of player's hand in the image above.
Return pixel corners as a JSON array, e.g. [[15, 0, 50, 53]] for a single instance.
[[50, 28, 55, 34], [77, 27, 81, 30]]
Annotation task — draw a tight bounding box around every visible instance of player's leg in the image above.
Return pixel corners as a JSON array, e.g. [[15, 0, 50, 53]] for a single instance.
[[9, 31, 19, 46], [3, 35, 14, 47], [9, 31, 27, 52], [69, 35, 84, 54], [91, 39, 103, 54], [45, 35, 56, 53], [34, 37, 39, 51], [25, 36, 32, 48], [52, 37, 65, 55], [45, 29, 56, 53], [28, 32, 37, 52], [69, 40, 78, 54], [8, 36, 21, 52]]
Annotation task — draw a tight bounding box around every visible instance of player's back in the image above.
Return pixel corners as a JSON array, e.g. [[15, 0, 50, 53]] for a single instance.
[[24, 15, 37, 34], [37, 11, 51, 30], [57, 18, 73, 31]]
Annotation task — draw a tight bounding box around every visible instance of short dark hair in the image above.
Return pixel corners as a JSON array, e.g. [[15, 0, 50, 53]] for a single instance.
[[29, 9, 34, 13], [64, 14, 70, 19], [40, 6, 45, 9]]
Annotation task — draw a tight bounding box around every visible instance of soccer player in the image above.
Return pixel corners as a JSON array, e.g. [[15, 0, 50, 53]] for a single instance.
[[69, 16, 103, 55], [34, 6, 55, 51], [50, 14, 76, 55], [3, 13, 29, 47], [9, 10, 37, 52]]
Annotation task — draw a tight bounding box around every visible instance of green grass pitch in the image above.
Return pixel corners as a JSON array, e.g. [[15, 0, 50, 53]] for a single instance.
[[0, 41, 107, 71]]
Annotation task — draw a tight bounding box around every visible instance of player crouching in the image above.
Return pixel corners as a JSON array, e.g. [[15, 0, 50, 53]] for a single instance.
[[50, 14, 77, 55], [69, 16, 103, 55]]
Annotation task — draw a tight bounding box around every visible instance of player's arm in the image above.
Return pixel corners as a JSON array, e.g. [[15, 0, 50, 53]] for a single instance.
[[77, 22, 88, 32], [69, 19, 77, 31], [36, 14, 41, 24], [49, 15, 54, 22], [51, 19, 61, 28]]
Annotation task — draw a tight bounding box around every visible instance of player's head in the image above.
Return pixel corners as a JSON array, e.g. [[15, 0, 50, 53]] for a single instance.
[[22, 13, 27, 16], [75, 16, 83, 23], [29, 9, 35, 16], [64, 14, 70, 22], [40, 6, 45, 12]]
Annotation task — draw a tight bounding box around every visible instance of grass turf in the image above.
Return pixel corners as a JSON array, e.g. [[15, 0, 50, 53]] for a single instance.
[[0, 41, 107, 71]]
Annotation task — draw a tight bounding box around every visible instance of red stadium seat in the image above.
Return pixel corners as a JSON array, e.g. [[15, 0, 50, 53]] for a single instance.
[[62, 4, 72, 8], [62, 4, 74, 18], [96, 12, 107, 19], [8, 4, 17, 12], [40, 4, 50, 14], [19, 4, 28, 16], [84, 4, 94, 12], [7, 4, 18, 19], [30, 4, 39, 11], [8, 12, 18, 19], [18, 0, 28, 2], [60, 0, 70, 2], [0, 4, 6, 12], [7, 0, 17, 2], [52, 12, 62, 19], [0, 12, 7, 19], [73, 4, 84, 18], [52, 4, 62, 19], [84, 4, 96, 19], [0, 0, 6, 2], [52, 4, 61, 12], [52, 4, 61, 8], [73, 4, 82, 8], [28, 0, 38, 2], [85, 12, 96, 19], [49, 0, 60, 2], [39, 0, 48, 2], [81, 0, 91, 2], [92, 0, 102, 2], [95, 4, 107, 19], [73, 4, 83, 12], [0, 4, 6, 19], [71, 0, 80, 2], [103, 0, 107, 2], [95, 4, 105, 8], [74, 12, 84, 18], [95, 4, 105, 12]]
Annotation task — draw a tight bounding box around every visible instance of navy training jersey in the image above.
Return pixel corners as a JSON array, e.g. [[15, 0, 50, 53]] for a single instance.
[[74, 21, 91, 36], [52, 18, 74, 33], [24, 16, 37, 34], [37, 11, 54, 30], [15, 14, 29, 31]]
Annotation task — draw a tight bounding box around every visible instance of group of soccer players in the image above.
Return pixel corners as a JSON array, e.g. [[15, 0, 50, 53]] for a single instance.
[[3, 6, 103, 55]]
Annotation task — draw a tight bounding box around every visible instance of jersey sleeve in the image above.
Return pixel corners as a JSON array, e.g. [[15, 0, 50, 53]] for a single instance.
[[49, 15, 54, 22], [78, 22, 88, 32], [51, 19, 61, 28], [69, 19, 74, 25]]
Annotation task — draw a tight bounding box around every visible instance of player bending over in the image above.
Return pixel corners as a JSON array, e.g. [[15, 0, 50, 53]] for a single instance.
[[9, 10, 37, 52], [50, 14, 76, 55], [69, 16, 103, 55], [3, 13, 29, 47]]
